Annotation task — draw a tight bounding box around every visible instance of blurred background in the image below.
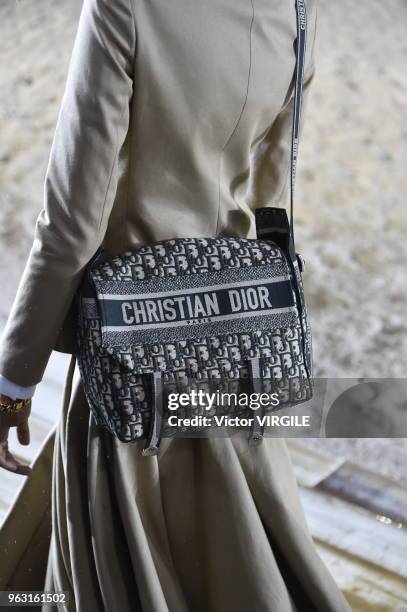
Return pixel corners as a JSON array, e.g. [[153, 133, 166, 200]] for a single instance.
[[1, 1, 407, 607]]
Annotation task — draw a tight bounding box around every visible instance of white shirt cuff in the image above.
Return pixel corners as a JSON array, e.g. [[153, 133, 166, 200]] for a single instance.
[[0, 374, 36, 400]]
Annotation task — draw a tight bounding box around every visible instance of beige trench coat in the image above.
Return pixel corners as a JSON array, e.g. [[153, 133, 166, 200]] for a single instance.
[[0, 0, 352, 610]]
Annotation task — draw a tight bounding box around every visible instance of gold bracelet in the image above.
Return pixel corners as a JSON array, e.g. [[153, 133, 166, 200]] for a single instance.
[[0, 398, 31, 415]]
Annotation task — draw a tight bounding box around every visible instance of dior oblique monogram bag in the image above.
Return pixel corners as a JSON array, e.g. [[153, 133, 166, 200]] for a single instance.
[[76, 0, 313, 455]]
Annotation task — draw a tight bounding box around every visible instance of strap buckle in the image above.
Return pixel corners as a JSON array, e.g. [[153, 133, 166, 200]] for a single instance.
[[142, 371, 164, 456], [247, 357, 265, 445]]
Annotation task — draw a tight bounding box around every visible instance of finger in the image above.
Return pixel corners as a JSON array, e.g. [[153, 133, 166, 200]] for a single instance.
[[0, 448, 31, 476], [17, 420, 30, 446], [0, 426, 9, 445]]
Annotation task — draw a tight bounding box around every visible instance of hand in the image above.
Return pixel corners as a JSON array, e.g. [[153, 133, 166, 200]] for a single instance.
[[0, 394, 32, 476]]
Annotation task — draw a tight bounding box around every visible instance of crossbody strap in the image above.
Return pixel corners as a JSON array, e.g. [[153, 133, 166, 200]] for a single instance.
[[255, 0, 307, 260], [290, 0, 307, 246]]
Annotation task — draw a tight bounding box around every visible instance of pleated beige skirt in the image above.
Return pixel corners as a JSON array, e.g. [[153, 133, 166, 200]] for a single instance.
[[0, 354, 351, 612]]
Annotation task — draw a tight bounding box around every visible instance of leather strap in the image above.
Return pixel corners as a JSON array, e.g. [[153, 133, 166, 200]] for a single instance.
[[255, 0, 307, 264], [248, 356, 265, 444], [142, 371, 164, 456]]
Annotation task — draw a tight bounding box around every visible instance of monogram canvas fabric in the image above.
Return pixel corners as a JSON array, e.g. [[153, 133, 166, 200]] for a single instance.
[[76, 237, 313, 442]]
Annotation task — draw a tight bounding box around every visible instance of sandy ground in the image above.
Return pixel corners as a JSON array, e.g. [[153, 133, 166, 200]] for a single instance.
[[0, 0, 406, 482]]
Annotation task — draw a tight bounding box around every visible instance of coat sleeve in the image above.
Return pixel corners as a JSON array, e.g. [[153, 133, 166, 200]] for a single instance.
[[0, 0, 136, 387], [0, 375, 36, 400]]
